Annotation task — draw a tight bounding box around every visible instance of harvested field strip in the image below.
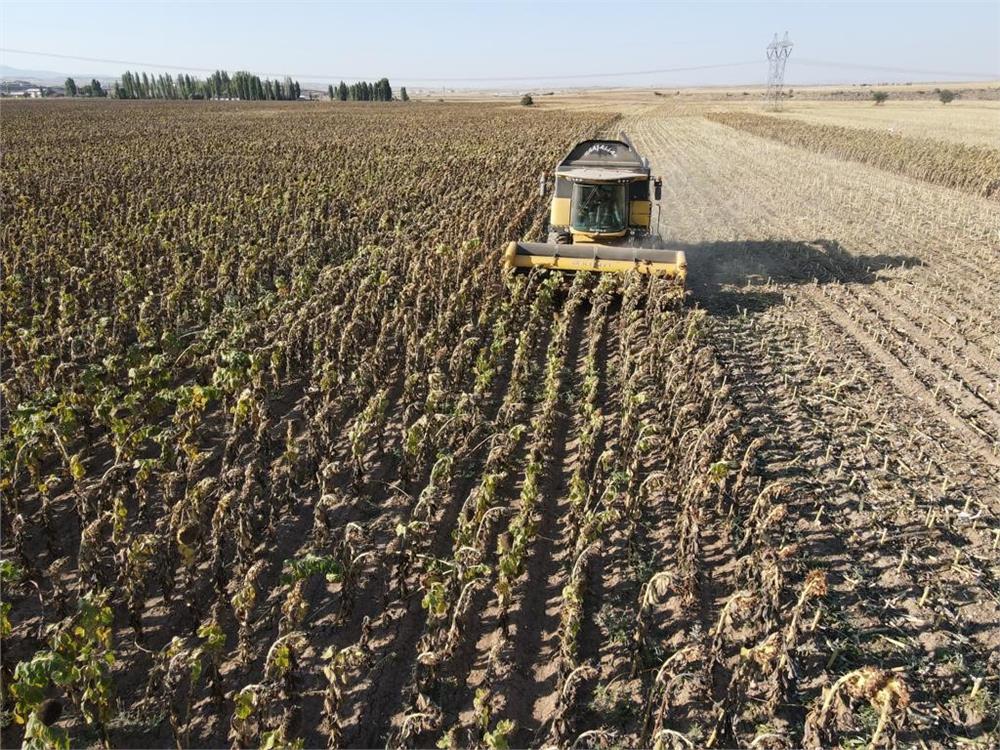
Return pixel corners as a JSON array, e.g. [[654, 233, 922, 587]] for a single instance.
[[628, 108, 1000, 746], [752, 101, 1000, 148], [705, 110, 1000, 199], [630, 115, 1000, 451], [629, 111, 1000, 489]]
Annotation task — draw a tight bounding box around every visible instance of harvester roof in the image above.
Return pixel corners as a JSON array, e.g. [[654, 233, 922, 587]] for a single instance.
[[555, 139, 650, 182]]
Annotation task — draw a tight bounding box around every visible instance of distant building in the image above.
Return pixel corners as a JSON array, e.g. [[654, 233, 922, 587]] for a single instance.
[[0, 80, 47, 97]]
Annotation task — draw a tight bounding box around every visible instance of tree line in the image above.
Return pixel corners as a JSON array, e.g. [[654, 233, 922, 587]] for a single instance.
[[63, 78, 106, 97], [64, 70, 303, 101], [327, 79, 408, 102]]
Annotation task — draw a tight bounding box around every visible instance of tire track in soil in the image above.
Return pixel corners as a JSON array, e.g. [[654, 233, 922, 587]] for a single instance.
[[698, 134, 1000, 466], [441, 289, 614, 743], [571, 294, 618, 691], [701, 283, 1000, 739], [641, 112, 1000, 348], [345, 272, 560, 747], [434, 295, 563, 740], [494, 299, 588, 746], [862, 278, 1000, 392]]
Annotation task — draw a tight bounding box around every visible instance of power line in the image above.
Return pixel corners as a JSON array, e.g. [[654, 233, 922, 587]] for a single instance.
[[796, 58, 999, 79], [0, 46, 759, 83], [2, 46, 996, 85], [0, 47, 223, 75], [412, 61, 762, 83]]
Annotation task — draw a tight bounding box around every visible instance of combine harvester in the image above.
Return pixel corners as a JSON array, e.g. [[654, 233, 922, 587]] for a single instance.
[[503, 134, 686, 282]]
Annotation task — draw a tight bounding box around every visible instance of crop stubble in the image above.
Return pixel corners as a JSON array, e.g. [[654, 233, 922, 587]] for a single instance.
[[627, 107, 1000, 745]]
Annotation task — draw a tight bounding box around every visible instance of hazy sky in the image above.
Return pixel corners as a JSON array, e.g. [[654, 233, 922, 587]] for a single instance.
[[2, 1, 998, 88]]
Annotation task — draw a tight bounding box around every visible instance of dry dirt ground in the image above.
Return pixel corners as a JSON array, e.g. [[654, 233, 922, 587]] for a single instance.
[[3, 96, 998, 749]]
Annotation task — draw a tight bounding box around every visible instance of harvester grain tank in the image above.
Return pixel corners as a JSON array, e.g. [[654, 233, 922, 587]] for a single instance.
[[503, 134, 686, 282]]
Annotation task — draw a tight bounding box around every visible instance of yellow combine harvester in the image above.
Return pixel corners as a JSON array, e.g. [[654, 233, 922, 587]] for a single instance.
[[503, 134, 686, 282]]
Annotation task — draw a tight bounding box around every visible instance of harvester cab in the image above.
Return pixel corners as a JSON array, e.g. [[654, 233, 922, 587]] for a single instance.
[[503, 134, 686, 282]]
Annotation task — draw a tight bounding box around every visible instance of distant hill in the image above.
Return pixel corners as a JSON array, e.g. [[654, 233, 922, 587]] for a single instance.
[[0, 64, 107, 84]]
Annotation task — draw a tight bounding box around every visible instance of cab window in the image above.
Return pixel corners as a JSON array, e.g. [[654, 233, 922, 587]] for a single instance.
[[571, 183, 626, 233]]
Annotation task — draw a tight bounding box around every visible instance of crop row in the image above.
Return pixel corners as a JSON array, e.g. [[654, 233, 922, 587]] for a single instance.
[[705, 111, 1000, 199], [0, 100, 612, 748]]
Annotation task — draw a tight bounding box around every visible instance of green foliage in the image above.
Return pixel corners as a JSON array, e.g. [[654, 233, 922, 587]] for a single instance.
[[435, 726, 459, 749], [197, 621, 226, 654], [395, 520, 429, 539], [484, 719, 516, 749], [172, 383, 220, 419], [69, 452, 86, 480], [473, 687, 492, 731], [79, 79, 106, 97], [871, 91, 889, 105], [936, 88, 956, 104], [10, 651, 72, 722], [708, 460, 732, 483], [590, 681, 636, 724], [421, 580, 448, 617], [1, 558, 26, 585], [684, 310, 707, 341], [349, 388, 389, 469], [595, 603, 634, 646], [22, 712, 70, 750], [261, 729, 305, 749], [344, 78, 394, 101], [211, 350, 252, 394], [520, 94, 533, 106], [10, 591, 116, 732], [281, 553, 343, 584], [114, 69, 302, 101], [265, 634, 304, 680], [233, 685, 258, 721]]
